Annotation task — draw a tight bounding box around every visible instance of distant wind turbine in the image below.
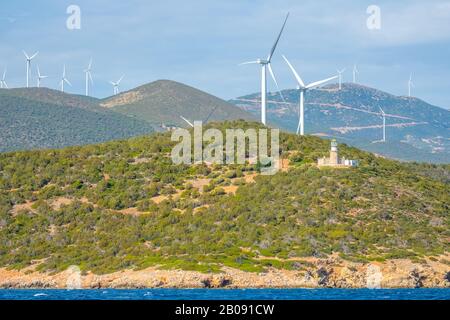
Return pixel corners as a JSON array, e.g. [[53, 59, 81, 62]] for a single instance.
[[0, 68, 7, 88], [84, 58, 93, 96], [23, 50, 38, 88], [239, 12, 289, 125], [408, 73, 414, 97], [60, 65, 72, 93], [337, 68, 345, 90], [282, 55, 337, 136], [379, 107, 386, 142], [110, 75, 124, 95], [178, 104, 219, 129], [36, 66, 48, 88], [180, 115, 194, 128], [352, 64, 359, 84]]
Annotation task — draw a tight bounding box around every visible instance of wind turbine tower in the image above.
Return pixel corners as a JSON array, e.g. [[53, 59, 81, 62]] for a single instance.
[[283, 55, 337, 136], [110, 75, 124, 95], [23, 51, 38, 88], [0, 68, 7, 88], [84, 58, 93, 96], [60, 65, 72, 92], [337, 68, 345, 90], [408, 73, 414, 97], [380, 107, 386, 142], [353, 64, 358, 83], [240, 13, 289, 125], [36, 66, 48, 88]]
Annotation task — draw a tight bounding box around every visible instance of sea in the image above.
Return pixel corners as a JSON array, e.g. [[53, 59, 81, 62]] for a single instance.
[[0, 288, 449, 300]]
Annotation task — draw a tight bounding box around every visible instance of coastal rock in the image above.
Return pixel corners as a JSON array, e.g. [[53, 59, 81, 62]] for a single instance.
[[316, 267, 332, 287], [0, 255, 448, 289]]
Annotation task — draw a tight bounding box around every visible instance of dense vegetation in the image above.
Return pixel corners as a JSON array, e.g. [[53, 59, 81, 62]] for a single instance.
[[0, 121, 448, 274], [0, 89, 154, 152]]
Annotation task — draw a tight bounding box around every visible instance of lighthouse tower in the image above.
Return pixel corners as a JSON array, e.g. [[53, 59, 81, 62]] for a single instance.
[[330, 139, 339, 165]]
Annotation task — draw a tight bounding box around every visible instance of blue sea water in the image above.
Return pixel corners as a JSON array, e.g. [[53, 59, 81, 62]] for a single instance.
[[0, 288, 449, 300]]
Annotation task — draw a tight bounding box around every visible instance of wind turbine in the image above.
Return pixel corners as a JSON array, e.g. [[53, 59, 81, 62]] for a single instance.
[[352, 64, 359, 83], [379, 107, 386, 142], [180, 115, 194, 128], [60, 65, 72, 93], [0, 68, 7, 88], [240, 12, 289, 125], [23, 50, 38, 88], [36, 66, 48, 88], [110, 75, 124, 95], [337, 68, 345, 90], [179, 104, 219, 129], [84, 58, 93, 96], [408, 73, 414, 97], [282, 55, 338, 136]]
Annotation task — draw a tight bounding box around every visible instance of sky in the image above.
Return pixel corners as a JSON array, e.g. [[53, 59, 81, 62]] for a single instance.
[[1, 0, 450, 108]]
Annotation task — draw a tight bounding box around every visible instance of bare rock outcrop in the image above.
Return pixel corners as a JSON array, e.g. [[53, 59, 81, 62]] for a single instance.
[[0, 256, 448, 289]]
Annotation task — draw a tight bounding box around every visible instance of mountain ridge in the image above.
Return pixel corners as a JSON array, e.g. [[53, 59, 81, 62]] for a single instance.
[[101, 79, 256, 127], [230, 83, 450, 163], [0, 80, 255, 152], [0, 88, 154, 152]]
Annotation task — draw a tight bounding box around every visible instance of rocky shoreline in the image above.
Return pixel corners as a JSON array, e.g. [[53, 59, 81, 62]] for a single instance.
[[1, 257, 449, 289]]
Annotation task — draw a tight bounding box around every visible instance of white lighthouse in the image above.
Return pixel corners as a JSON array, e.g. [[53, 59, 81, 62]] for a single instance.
[[317, 139, 359, 167], [330, 139, 339, 165]]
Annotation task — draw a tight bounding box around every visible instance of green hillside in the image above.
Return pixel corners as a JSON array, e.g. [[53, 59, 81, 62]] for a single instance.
[[1, 87, 101, 110], [0, 121, 448, 274], [0, 89, 154, 152], [102, 80, 256, 127]]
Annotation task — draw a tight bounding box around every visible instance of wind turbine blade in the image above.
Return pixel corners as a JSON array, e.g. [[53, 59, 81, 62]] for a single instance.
[[89, 72, 93, 84], [117, 75, 124, 84], [23, 50, 30, 59], [306, 75, 338, 89], [65, 78, 72, 86], [37, 66, 41, 77], [239, 61, 259, 66], [30, 51, 39, 60], [267, 12, 289, 62], [203, 105, 219, 123], [282, 55, 305, 87], [379, 107, 385, 115], [3, 82, 7, 89], [109, 81, 116, 86], [88, 58, 92, 69], [267, 63, 286, 103], [2, 68, 6, 80], [180, 115, 194, 128]]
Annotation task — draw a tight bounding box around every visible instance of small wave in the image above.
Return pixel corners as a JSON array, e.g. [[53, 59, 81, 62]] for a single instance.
[[33, 293, 48, 297]]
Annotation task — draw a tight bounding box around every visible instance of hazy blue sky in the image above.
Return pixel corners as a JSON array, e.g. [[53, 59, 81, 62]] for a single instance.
[[1, 0, 450, 108]]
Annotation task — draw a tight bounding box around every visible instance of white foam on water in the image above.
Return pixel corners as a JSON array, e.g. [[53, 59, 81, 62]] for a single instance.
[[33, 293, 48, 297]]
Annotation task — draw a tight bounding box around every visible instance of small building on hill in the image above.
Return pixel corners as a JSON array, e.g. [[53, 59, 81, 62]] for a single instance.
[[317, 139, 359, 167]]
